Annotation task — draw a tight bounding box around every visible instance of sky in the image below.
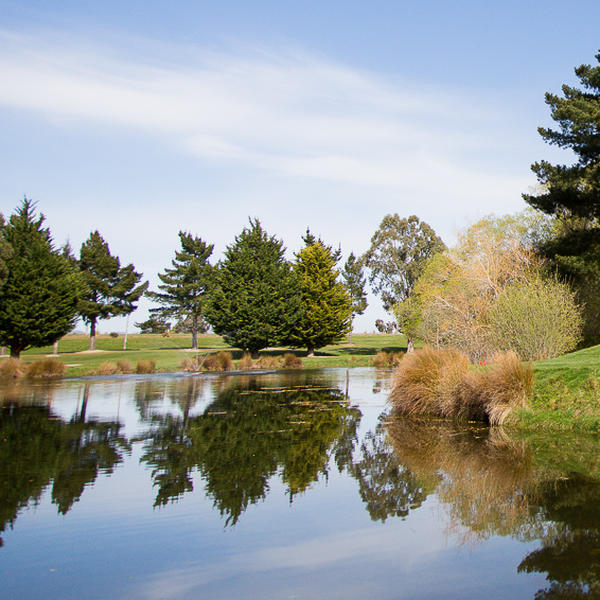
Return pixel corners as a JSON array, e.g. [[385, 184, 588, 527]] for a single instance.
[[1, 0, 599, 332]]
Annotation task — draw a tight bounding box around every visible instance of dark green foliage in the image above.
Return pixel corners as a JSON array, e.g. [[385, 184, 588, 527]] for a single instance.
[[0, 215, 12, 291], [205, 220, 301, 355], [289, 240, 352, 355], [342, 252, 368, 336], [135, 315, 171, 334], [524, 51, 600, 219], [78, 231, 148, 350], [147, 232, 213, 349], [0, 200, 83, 358], [363, 214, 446, 311], [171, 314, 209, 334]]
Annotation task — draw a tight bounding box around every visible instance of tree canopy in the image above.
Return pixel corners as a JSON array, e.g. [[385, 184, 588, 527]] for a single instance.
[[342, 252, 368, 343], [0, 199, 83, 357], [147, 232, 213, 349], [288, 240, 352, 356], [205, 220, 300, 356], [78, 231, 148, 350]]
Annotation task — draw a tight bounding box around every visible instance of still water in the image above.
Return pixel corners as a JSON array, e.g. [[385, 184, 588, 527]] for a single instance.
[[1, 368, 599, 599]]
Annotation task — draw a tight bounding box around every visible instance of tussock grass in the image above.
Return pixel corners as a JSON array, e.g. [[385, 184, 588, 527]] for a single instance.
[[282, 353, 303, 369], [238, 353, 255, 370], [372, 350, 404, 368], [95, 362, 118, 375], [0, 358, 26, 379], [389, 347, 533, 425], [255, 355, 281, 369], [25, 358, 66, 379], [136, 360, 156, 374], [116, 359, 133, 374]]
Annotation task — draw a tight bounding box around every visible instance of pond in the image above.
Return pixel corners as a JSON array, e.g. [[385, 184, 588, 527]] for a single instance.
[[1, 368, 600, 599]]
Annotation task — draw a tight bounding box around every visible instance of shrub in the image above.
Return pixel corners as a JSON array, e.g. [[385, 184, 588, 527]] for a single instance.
[[255, 355, 282, 369], [488, 276, 582, 361], [389, 347, 533, 425], [95, 362, 118, 375], [116, 359, 133, 374], [216, 351, 233, 371], [282, 353, 303, 369], [0, 358, 26, 379], [109, 332, 119, 338], [372, 350, 404, 368], [136, 360, 156, 374], [180, 355, 204, 372], [25, 358, 66, 379], [238, 353, 255, 370]]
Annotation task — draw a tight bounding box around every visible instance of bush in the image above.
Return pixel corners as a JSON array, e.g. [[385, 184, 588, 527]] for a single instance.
[[202, 352, 233, 372], [238, 353, 255, 370], [282, 353, 303, 369], [117, 359, 133, 374], [0, 358, 26, 379], [95, 362, 118, 375], [26, 358, 66, 379], [372, 350, 404, 368], [136, 360, 156, 374], [180, 355, 203, 372], [109, 332, 119, 338], [255, 355, 282, 369], [488, 276, 582, 361], [389, 347, 533, 425]]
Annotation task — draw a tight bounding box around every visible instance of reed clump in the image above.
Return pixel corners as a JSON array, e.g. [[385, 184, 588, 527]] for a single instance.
[[389, 347, 533, 425], [25, 358, 67, 379], [372, 350, 404, 368], [116, 359, 133, 374], [255, 355, 281, 369], [0, 358, 26, 379], [180, 355, 205, 372], [136, 360, 156, 374], [95, 361, 118, 375], [282, 353, 303, 369], [238, 353, 255, 370], [202, 351, 234, 372]]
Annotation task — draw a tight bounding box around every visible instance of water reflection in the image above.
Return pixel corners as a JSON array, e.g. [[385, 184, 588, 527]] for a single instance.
[[138, 375, 362, 524]]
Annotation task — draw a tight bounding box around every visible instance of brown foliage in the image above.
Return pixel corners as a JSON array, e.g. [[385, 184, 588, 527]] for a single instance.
[[136, 360, 156, 374], [25, 358, 67, 379], [238, 353, 255, 370], [95, 362, 118, 375], [0, 358, 26, 379], [282, 353, 303, 369], [372, 350, 404, 368]]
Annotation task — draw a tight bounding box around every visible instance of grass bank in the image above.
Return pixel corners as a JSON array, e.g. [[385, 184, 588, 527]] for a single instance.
[[9, 333, 409, 377]]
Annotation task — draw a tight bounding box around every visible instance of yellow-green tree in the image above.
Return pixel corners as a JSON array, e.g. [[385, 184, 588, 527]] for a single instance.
[[289, 240, 352, 357]]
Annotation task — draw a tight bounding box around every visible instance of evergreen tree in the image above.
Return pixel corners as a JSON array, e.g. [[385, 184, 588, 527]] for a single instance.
[[78, 231, 148, 350], [135, 315, 172, 334], [341, 252, 368, 344], [205, 220, 300, 357], [289, 240, 352, 356], [0, 199, 83, 357], [147, 232, 213, 349], [523, 51, 600, 219]]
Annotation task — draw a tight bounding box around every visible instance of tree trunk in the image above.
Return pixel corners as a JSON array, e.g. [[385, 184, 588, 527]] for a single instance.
[[1, 347, 6, 356], [53, 341, 59, 355], [348, 330, 353, 345], [251, 350, 259, 359], [191, 314, 198, 350], [89, 319, 96, 351], [306, 345, 315, 358], [10, 346, 20, 359], [407, 336, 415, 353]]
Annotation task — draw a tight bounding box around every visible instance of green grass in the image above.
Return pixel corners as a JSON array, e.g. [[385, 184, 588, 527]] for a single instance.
[[8, 333, 409, 377]]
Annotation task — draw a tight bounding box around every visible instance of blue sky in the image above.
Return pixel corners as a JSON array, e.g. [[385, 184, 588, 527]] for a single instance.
[[1, 0, 599, 332]]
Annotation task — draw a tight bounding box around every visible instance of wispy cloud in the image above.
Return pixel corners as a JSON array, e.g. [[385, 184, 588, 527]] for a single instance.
[[0, 31, 529, 198]]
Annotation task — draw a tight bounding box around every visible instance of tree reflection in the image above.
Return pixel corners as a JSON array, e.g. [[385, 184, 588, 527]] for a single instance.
[[139, 375, 361, 525], [0, 384, 129, 546]]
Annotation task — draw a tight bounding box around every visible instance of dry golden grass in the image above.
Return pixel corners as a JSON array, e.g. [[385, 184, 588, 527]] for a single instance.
[[372, 350, 404, 368], [255, 355, 281, 369], [117, 359, 133, 374], [0, 358, 26, 379], [389, 347, 533, 425], [282, 353, 303, 369], [238, 353, 255, 370], [215, 351, 233, 371], [95, 361, 118, 375], [25, 358, 67, 379], [136, 359, 156, 374]]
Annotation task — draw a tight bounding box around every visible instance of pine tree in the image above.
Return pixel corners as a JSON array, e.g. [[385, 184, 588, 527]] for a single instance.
[[524, 51, 600, 218], [289, 240, 352, 357], [78, 231, 148, 350], [147, 232, 213, 350], [0, 199, 83, 357], [205, 220, 300, 357], [341, 252, 368, 344]]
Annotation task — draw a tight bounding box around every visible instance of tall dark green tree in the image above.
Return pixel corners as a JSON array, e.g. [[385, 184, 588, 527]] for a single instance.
[[78, 231, 148, 351], [205, 220, 300, 357], [363, 214, 446, 351], [289, 239, 352, 356], [341, 252, 368, 344], [523, 52, 600, 344], [147, 232, 213, 350], [0, 199, 83, 357]]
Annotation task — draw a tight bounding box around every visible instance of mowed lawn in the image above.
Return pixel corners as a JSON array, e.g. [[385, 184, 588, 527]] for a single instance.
[[14, 333, 410, 377]]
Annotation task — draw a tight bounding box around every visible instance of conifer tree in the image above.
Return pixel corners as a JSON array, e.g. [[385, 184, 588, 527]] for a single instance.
[[341, 252, 368, 344], [0, 199, 83, 357], [289, 239, 352, 356], [205, 220, 300, 357], [147, 232, 213, 349], [78, 231, 148, 350]]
